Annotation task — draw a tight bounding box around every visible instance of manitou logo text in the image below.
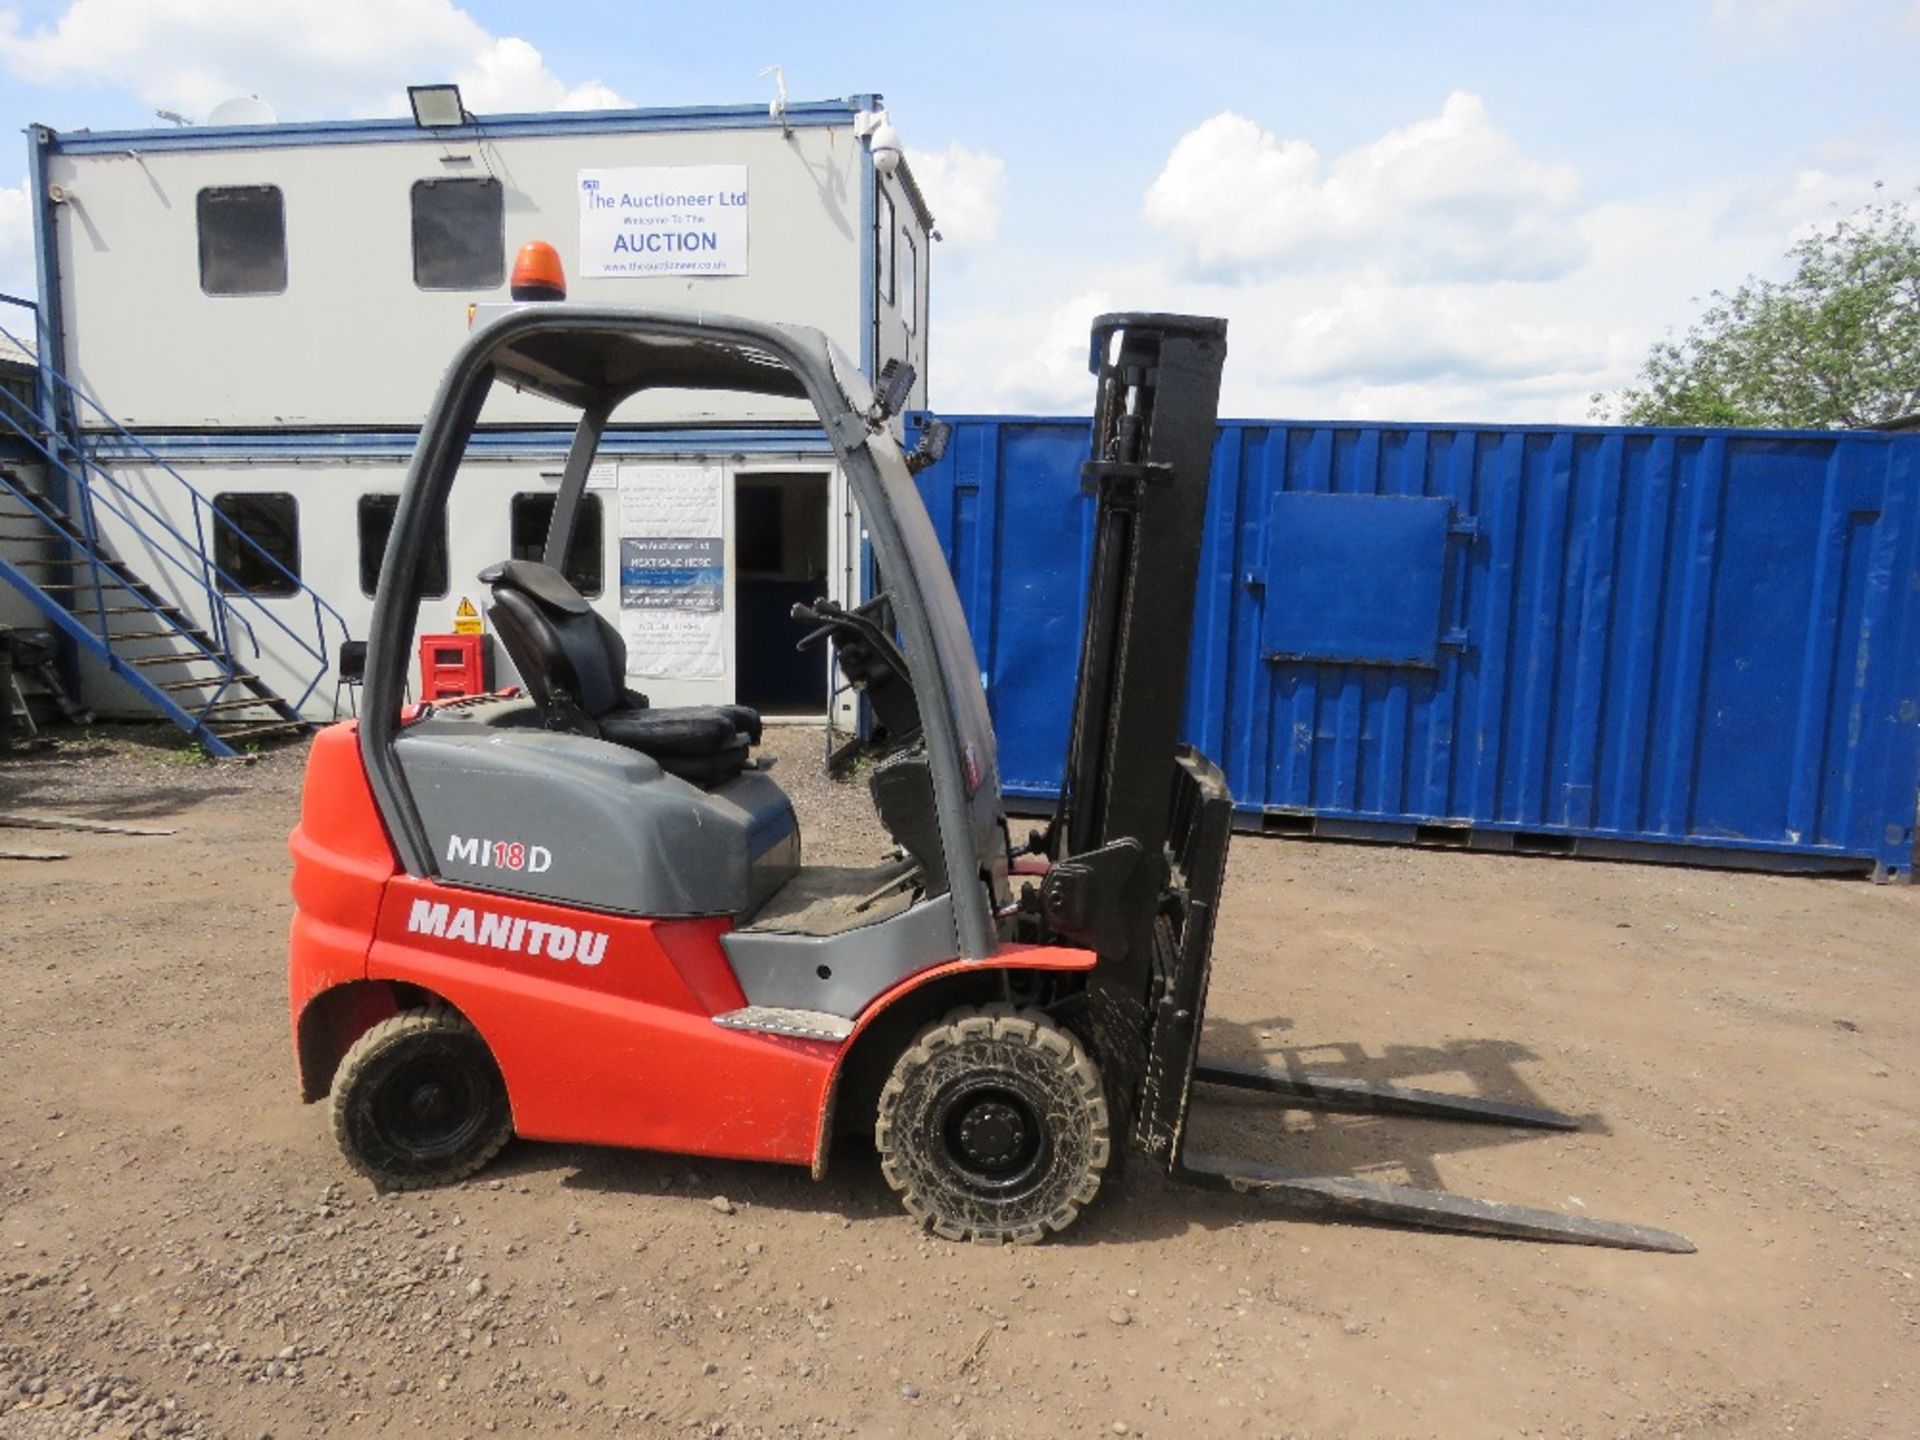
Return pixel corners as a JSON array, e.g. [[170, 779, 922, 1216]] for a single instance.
[[406, 899, 608, 967], [446, 834, 553, 873]]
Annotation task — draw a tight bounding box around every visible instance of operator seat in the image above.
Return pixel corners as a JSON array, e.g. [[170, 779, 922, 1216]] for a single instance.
[[479, 559, 761, 786]]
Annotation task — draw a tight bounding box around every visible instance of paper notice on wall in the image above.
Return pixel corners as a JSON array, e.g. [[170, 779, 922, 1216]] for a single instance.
[[578, 166, 748, 278], [618, 610, 725, 680], [617, 464, 722, 539], [617, 463, 725, 680]]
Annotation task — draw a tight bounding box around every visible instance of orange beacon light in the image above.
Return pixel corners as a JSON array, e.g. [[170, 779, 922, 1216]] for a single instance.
[[510, 240, 567, 301]]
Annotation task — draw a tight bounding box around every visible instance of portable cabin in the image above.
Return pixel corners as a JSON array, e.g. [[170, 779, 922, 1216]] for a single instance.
[[0, 92, 932, 738]]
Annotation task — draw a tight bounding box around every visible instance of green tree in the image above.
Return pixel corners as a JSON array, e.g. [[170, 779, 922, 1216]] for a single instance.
[[1600, 192, 1919, 429]]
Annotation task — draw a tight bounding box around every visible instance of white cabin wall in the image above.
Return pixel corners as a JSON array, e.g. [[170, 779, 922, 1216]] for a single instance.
[[871, 166, 930, 413], [76, 447, 848, 720], [47, 123, 868, 430]]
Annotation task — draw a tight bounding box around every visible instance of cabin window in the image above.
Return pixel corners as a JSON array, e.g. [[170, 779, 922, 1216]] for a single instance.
[[197, 186, 287, 296], [212, 493, 299, 596], [901, 232, 918, 333], [412, 178, 506, 290], [357, 493, 448, 599], [511, 492, 603, 597], [878, 189, 896, 305]]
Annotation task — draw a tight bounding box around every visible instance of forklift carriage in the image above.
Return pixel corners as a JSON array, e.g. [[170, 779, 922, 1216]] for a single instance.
[[288, 303, 1691, 1253]]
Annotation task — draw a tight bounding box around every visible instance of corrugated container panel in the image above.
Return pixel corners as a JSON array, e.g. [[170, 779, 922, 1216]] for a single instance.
[[910, 415, 1920, 879]]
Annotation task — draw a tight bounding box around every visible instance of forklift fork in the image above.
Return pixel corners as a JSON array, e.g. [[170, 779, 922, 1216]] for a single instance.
[[1173, 1151, 1696, 1253], [1147, 751, 1693, 1254], [1175, 1055, 1693, 1252], [1191, 1057, 1581, 1130]]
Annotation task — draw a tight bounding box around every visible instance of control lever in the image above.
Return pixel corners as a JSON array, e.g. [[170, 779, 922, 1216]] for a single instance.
[[791, 597, 841, 651], [789, 594, 914, 689]]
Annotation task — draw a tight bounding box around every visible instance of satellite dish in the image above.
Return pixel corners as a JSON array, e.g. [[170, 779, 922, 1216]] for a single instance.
[[206, 95, 278, 127]]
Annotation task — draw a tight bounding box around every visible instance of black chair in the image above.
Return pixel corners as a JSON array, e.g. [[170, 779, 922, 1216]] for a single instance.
[[334, 639, 368, 718], [479, 559, 760, 785]]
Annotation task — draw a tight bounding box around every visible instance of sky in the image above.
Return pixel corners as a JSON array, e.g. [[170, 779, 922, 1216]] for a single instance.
[[0, 0, 1915, 421]]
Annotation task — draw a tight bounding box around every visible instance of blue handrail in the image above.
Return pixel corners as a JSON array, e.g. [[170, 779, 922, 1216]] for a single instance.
[[0, 396, 356, 715], [0, 301, 351, 716], [0, 416, 261, 653]]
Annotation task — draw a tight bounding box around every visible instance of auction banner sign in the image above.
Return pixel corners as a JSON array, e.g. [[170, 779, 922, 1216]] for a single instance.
[[578, 166, 748, 278], [617, 463, 727, 680]]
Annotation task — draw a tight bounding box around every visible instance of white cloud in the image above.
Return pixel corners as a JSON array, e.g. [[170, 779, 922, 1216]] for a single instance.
[[1711, 0, 1827, 21], [933, 163, 1895, 423], [930, 93, 1916, 423], [904, 143, 1005, 252], [0, 182, 33, 305], [978, 288, 1115, 412], [935, 260, 1623, 422], [1717, 141, 1904, 239], [1143, 93, 1586, 285], [452, 35, 625, 116], [1710, 0, 1845, 40], [0, 0, 626, 120], [1272, 280, 1603, 387]]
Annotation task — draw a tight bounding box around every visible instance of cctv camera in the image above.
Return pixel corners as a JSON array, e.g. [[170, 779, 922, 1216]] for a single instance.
[[869, 119, 902, 178]]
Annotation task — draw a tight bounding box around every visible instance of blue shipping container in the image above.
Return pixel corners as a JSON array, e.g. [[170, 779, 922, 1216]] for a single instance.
[[909, 415, 1920, 880]]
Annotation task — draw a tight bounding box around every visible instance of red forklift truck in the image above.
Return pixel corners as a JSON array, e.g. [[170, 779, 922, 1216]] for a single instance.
[[287, 304, 1691, 1253]]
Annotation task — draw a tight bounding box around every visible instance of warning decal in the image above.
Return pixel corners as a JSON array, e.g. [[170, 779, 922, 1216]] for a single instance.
[[453, 597, 483, 635]]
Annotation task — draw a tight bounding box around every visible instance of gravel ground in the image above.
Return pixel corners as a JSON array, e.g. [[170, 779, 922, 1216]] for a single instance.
[[1, 721, 1915, 1439]]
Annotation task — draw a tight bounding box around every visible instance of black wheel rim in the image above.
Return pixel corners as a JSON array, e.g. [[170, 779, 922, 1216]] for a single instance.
[[929, 1076, 1052, 1198], [372, 1051, 489, 1161]]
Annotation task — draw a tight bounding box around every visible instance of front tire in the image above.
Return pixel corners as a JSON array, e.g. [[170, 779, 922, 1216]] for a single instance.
[[875, 1007, 1110, 1244], [329, 1005, 512, 1190]]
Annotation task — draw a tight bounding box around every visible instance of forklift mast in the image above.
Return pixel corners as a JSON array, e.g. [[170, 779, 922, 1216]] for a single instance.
[[1036, 313, 1234, 1165], [1055, 313, 1227, 869]]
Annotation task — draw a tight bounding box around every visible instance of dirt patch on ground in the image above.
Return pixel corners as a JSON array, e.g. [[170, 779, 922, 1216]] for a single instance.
[[1, 726, 1914, 1438]]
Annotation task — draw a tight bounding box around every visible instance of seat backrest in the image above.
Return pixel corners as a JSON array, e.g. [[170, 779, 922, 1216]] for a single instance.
[[480, 560, 625, 719]]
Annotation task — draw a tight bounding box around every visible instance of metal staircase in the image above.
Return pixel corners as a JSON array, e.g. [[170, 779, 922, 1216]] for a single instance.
[[0, 299, 350, 757]]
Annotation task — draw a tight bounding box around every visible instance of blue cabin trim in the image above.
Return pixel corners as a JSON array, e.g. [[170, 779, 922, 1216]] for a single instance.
[[84, 426, 837, 462], [36, 95, 881, 157]]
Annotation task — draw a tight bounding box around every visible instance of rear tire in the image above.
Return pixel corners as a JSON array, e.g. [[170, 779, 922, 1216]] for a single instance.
[[329, 1005, 512, 1190], [875, 1007, 1109, 1244]]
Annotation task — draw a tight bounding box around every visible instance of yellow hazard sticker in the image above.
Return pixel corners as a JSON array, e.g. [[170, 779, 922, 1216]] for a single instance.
[[453, 596, 483, 635]]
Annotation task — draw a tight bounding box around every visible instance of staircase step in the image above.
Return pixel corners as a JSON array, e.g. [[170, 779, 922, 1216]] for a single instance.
[[122, 652, 225, 668], [158, 673, 256, 693], [4, 393, 330, 759], [111, 631, 216, 650], [211, 720, 313, 744], [8, 559, 115, 574]]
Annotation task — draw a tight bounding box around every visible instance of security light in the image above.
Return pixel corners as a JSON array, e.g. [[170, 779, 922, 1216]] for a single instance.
[[408, 84, 467, 129]]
